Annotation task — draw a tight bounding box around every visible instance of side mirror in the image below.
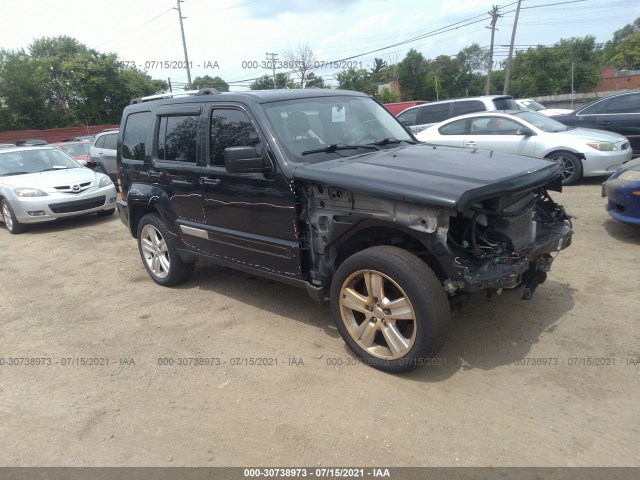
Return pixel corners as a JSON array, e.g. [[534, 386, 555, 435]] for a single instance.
[[517, 128, 535, 136], [224, 146, 270, 174]]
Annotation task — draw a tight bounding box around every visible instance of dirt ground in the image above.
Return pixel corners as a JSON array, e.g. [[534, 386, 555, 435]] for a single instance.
[[0, 177, 638, 467]]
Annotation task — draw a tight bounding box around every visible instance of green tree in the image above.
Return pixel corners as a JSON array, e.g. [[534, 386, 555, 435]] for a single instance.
[[335, 68, 376, 95], [508, 36, 601, 96], [0, 36, 166, 130], [610, 32, 640, 70], [249, 73, 290, 90], [397, 49, 428, 100], [303, 72, 326, 88], [601, 17, 640, 65], [376, 87, 398, 103], [191, 75, 229, 91]]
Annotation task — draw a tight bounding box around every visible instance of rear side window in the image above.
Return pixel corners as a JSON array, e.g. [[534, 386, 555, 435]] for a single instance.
[[157, 116, 198, 162], [209, 109, 261, 167], [397, 108, 418, 126], [439, 119, 467, 135], [492, 98, 519, 110], [94, 136, 105, 148], [579, 98, 610, 115], [603, 94, 640, 114], [122, 111, 152, 160], [103, 133, 118, 150], [453, 100, 485, 116], [418, 103, 450, 124]]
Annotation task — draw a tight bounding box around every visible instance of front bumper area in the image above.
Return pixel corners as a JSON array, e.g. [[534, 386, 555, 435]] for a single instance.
[[450, 221, 572, 292], [11, 185, 117, 224], [603, 179, 640, 225]]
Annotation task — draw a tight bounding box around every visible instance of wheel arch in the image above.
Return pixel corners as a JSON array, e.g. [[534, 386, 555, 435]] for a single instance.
[[544, 148, 586, 161], [331, 224, 448, 284]]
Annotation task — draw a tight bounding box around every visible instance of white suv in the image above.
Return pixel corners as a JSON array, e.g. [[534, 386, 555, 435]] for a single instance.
[[397, 95, 519, 134], [89, 129, 119, 180]]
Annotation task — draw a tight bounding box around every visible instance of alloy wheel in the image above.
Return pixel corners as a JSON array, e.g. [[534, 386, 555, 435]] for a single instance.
[[339, 269, 417, 360], [140, 224, 170, 279]]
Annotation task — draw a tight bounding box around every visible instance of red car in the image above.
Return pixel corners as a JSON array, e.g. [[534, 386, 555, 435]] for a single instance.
[[51, 141, 95, 169]]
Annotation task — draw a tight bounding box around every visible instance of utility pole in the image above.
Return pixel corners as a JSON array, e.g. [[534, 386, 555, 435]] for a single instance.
[[266, 52, 278, 88], [175, 0, 192, 89], [502, 0, 522, 95], [486, 5, 501, 95]]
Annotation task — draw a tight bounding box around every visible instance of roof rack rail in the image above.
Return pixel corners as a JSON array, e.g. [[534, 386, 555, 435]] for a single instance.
[[130, 88, 221, 104]]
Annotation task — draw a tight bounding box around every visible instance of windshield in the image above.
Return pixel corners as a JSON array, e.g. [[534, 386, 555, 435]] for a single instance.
[[0, 148, 82, 176], [261, 95, 413, 163], [60, 143, 91, 156], [519, 100, 546, 111], [513, 110, 569, 133]]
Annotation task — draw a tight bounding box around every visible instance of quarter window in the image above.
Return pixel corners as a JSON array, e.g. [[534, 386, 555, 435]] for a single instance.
[[418, 103, 450, 124], [157, 116, 198, 162], [453, 100, 484, 116], [209, 109, 261, 166]]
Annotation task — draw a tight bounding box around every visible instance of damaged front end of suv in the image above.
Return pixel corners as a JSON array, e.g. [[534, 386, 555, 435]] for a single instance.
[[295, 144, 572, 311]]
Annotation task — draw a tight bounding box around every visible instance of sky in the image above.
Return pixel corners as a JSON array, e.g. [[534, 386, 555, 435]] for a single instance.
[[0, 0, 638, 91]]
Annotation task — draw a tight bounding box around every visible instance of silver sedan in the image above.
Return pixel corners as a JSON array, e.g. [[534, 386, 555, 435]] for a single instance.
[[416, 110, 633, 185], [0, 146, 117, 234]]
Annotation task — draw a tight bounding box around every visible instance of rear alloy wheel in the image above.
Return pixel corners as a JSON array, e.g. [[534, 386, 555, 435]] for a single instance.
[[1, 199, 26, 234], [137, 214, 194, 286], [330, 246, 450, 372], [547, 151, 583, 185]]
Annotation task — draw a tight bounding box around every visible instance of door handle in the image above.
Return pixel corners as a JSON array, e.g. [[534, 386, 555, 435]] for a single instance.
[[149, 170, 163, 178], [465, 141, 476, 147], [200, 177, 221, 186], [598, 121, 612, 126]]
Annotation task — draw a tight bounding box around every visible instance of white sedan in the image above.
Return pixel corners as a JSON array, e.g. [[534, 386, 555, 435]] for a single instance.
[[0, 146, 117, 234], [416, 110, 633, 185]]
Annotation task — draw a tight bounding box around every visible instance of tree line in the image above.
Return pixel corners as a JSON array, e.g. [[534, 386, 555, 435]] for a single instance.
[[1, 18, 638, 131]]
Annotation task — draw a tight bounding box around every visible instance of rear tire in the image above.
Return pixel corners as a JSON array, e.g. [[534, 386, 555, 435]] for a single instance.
[[330, 246, 450, 373], [1, 199, 26, 234], [547, 151, 582, 185], [137, 213, 194, 286]]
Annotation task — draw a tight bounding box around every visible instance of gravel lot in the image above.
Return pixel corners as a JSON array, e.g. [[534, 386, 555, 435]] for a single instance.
[[0, 178, 638, 467]]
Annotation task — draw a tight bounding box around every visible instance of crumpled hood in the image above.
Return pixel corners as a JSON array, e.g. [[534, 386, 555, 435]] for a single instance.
[[293, 144, 562, 212]]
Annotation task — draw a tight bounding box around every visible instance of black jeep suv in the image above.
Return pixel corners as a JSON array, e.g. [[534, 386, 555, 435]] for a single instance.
[[116, 88, 572, 372]]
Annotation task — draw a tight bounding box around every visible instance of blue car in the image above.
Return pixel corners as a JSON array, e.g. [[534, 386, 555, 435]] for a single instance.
[[603, 158, 640, 225]]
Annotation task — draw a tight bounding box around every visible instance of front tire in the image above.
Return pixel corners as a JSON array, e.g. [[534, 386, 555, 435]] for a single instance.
[[547, 151, 582, 185], [330, 246, 450, 373], [1, 199, 26, 234], [137, 213, 194, 286]]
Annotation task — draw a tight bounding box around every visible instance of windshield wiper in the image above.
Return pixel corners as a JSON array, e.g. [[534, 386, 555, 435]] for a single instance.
[[40, 166, 69, 172], [301, 144, 380, 156], [367, 138, 416, 146], [1, 171, 30, 176]]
